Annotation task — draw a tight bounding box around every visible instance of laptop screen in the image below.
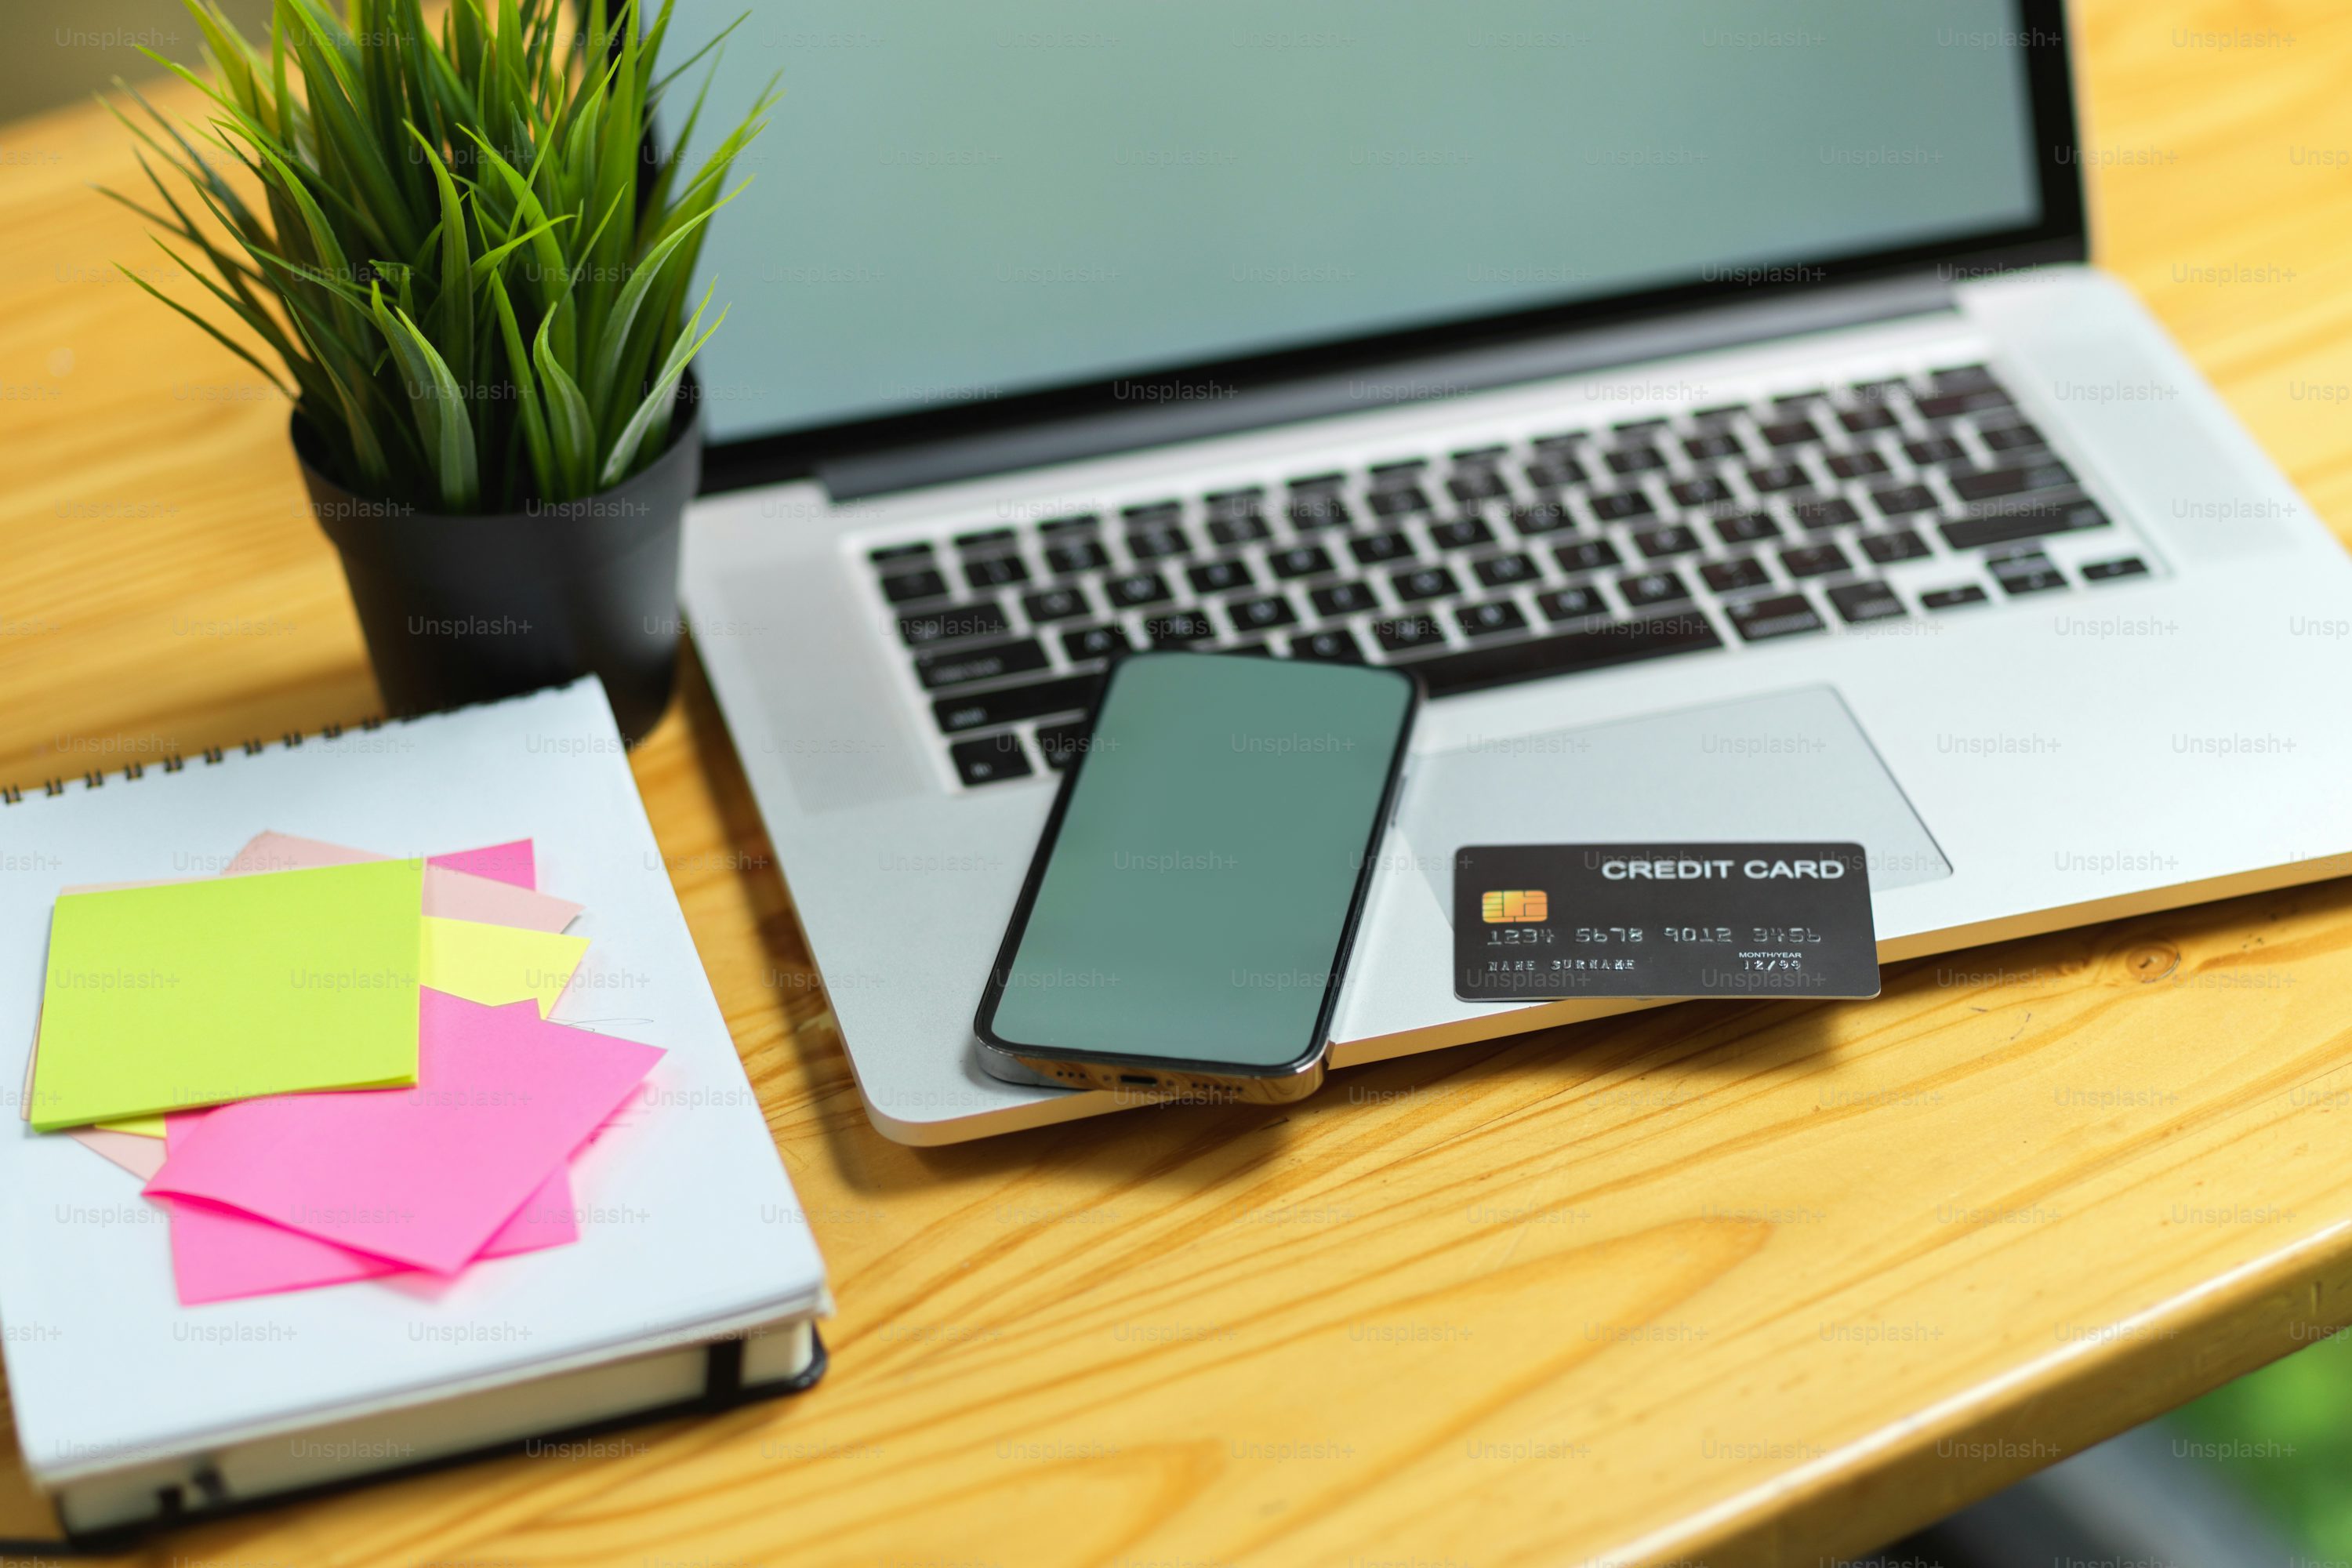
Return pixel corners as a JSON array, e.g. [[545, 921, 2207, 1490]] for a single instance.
[[669, 0, 2046, 447]]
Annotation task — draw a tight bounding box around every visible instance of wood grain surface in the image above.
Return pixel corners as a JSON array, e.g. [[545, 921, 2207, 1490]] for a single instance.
[[5, 4, 2352, 1564]]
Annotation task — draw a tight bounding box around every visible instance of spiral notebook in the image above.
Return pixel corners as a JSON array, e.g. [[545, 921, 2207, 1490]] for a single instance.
[[0, 680, 829, 1546]]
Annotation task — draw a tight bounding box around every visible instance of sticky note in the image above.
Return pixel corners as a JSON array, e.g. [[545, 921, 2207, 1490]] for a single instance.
[[30, 861, 423, 1131], [68, 1127, 166, 1181], [148, 990, 661, 1274], [162, 1104, 578, 1305], [226, 833, 579, 932], [421, 917, 588, 1015], [430, 840, 536, 890]]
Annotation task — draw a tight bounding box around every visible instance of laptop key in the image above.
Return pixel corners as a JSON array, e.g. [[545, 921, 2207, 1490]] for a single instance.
[[1760, 419, 1821, 448], [964, 555, 1030, 590], [1270, 544, 1338, 579], [898, 602, 1011, 646], [1146, 611, 1217, 647], [1713, 511, 1779, 546], [1942, 493, 2109, 552], [1510, 503, 1576, 536], [1036, 720, 1087, 771], [1537, 585, 1608, 622], [1060, 624, 1131, 663], [1288, 628, 1366, 663], [1700, 557, 1769, 593], [1860, 528, 1931, 564], [1456, 600, 1530, 638], [1828, 581, 1907, 624], [1747, 463, 1811, 493], [1352, 531, 1416, 566], [1870, 484, 1937, 517], [932, 673, 1101, 735], [1915, 387, 2015, 420], [1683, 431, 1744, 462], [1930, 364, 2000, 393], [1126, 526, 1190, 561], [1950, 460, 2075, 503], [1606, 447, 1668, 476], [1374, 613, 1448, 653], [1288, 494, 1354, 532], [1995, 565, 2068, 596], [1838, 405, 1899, 434], [949, 732, 1033, 786], [1046, 539, 1110, 574], [916, 637, 1051, 690], [1619, 570, 1690, 607], [1430, 517, 1497, 551], [1828, 450, 1891, 480], [1021, 586, 1091, 623], [1107, 570, 1172, 608], [1449, 469, 1510, 502], [869, 541, 934, 566], [1793, 497, 1860, 530], [1187, 558, 1255, 595], [1726, 593, 1826, 642], [1208, 514, 1272, 547], [1980, 422, 2048, 453], [1634, 525, 1704, 559], [1903, 436, 1967, 466], [1392, 564, 1461, 602], [1400, 611, 1722, 697], [1554, 539, 1624, 574], [1591, 489, 1656, 521], [1229, 593, 1300, 633], [954, 527, 1017, 552], [1310, 580, 1378, 616], [1669, 476, 1735, 507], [1524, 456, 1588, 490], [880, 568, 951, 604], [1368, 486, 1432, 518], [1473, 552, 1539, 589], [2082, 556, 2150, 582], [1780, 543, 1851, 579], [1922, 585, 1991, 611]]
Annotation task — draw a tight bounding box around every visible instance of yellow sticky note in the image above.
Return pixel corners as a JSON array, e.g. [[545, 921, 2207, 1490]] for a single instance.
[[97, 1116, 166, 1138], [420, 916, 589, 1016], [31, 861, 423, 1131]]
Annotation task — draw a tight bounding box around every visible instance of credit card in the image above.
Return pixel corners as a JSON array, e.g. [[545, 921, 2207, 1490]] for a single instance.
[[1452, 843, 1879, 1002]]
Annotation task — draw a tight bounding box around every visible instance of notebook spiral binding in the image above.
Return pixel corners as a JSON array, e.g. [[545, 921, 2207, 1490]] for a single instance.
[[3, 719, 384, 806]]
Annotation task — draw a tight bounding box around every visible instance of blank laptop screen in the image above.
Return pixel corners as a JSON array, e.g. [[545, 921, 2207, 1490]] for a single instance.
[[666, 0, 2042, 442]]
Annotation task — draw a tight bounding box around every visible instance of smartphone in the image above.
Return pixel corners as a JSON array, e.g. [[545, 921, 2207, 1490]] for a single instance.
[[975, 650, 1417, 1103]]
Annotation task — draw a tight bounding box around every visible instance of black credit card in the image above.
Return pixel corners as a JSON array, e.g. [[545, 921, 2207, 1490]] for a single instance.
[[1452, 843, 1879, 1002]]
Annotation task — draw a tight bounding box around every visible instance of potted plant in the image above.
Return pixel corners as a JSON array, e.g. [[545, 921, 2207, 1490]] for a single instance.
[[107, 0, 776, 742]]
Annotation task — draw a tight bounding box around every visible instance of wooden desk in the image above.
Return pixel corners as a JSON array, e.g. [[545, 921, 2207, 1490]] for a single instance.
[[5, 3, 2352, 1563]]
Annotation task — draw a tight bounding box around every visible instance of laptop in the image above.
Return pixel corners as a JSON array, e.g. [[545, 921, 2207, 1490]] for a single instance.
[[673, 0, 2352, 1143]]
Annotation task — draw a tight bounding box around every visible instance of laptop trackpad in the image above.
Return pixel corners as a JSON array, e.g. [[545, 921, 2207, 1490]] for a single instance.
[[1401, 684, 1951, 910]]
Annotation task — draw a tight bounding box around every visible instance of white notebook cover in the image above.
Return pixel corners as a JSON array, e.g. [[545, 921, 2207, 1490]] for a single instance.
[[0, 681, 827, 1485]]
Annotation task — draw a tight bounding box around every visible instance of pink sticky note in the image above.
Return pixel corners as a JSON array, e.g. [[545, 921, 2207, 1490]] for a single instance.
[[148, 992, 660, 1274], [223, 833, 579, 933], [162, 1143, 578, 1305], [431, 840, 536, 891]]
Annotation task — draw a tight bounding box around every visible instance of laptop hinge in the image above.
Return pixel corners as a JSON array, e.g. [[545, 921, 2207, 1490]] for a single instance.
[[817, 268, 1966, 500]]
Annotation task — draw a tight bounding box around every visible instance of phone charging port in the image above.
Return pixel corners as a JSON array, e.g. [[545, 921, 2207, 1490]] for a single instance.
[[1118, 1074, 1159, 1088]]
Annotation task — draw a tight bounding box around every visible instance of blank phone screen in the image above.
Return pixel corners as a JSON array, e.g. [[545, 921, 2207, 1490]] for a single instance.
[[985, 653, 1414, 1070]]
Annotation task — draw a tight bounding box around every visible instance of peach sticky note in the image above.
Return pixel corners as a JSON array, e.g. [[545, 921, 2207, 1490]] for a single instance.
[[148, 991, 659, 1274], [227, 833, 579, 933], [161, 1114, 578, 1305]]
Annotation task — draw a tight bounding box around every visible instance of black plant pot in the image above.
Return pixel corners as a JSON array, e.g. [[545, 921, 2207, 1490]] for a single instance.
[[296, 383, 702, 746]]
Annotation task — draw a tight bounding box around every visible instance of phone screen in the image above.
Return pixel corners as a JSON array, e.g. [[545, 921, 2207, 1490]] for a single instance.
[[981, 652, 1415, 1073]]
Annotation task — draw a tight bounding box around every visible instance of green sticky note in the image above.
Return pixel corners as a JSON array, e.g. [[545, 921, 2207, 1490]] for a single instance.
[[31, 860, 423, 1131]]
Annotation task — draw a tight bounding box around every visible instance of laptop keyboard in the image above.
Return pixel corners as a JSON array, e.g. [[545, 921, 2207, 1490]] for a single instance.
[[865, 362, 2154, 787]]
